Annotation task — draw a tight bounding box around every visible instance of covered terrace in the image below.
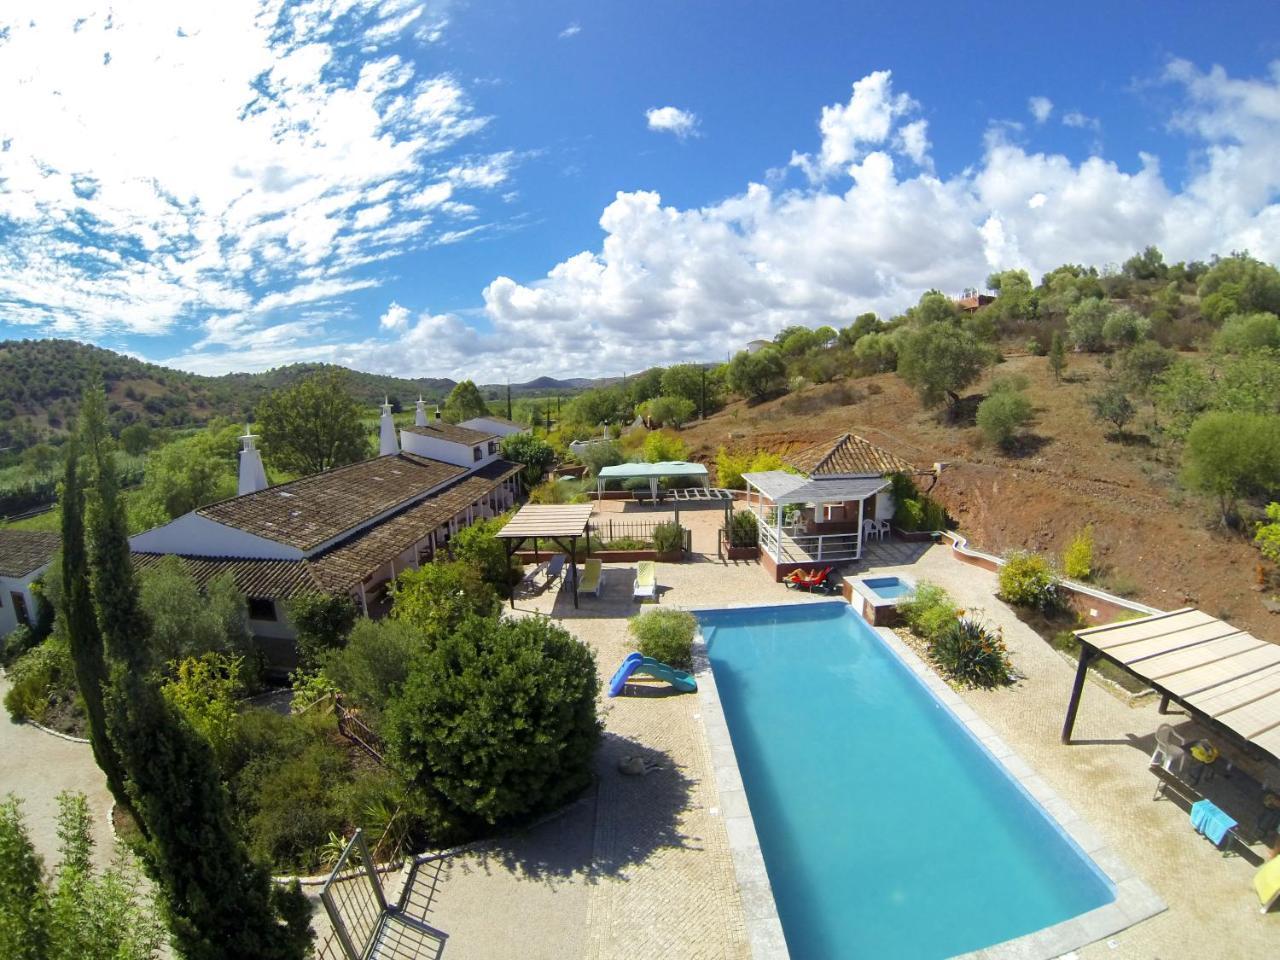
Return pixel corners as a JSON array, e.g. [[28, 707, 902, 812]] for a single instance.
[[742, 470, 888, 579], [1063, 608, 1280, 858]]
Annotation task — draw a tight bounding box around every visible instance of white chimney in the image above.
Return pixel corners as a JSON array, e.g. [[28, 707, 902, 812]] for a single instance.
[[379, 398, 399, 456], [238, 427, 269, 496], [414, 395, 428, 427], [434, 404, 442, 422]]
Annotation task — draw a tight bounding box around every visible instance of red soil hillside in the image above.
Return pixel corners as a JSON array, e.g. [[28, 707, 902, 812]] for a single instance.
[[679, 353, 1273, 638]]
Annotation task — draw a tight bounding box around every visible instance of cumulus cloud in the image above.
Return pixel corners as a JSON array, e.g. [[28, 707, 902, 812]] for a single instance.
[[0, 0, 509, 340], [387, 62, 1279, 381], [1062, 110, 1101, 130], [1028, 96, 1054, 123], [379, 302, 411, 331], [645, 106, 700, 139]]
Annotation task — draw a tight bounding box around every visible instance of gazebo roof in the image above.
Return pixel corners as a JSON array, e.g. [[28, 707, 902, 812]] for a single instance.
[[1074, 608, 1280, 761], [742, 471, 888, 504], [596, 461, 708, 480], [495, 503, 595, 540], [784, 433, 914, 477]]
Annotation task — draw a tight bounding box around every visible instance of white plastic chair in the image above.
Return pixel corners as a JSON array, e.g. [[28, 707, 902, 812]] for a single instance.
[[1151, 723, 1188, 776], [861, 518, 881, 542], [875, 518, 892, 539]]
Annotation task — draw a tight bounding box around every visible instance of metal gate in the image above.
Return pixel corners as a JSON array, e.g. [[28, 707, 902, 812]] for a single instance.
[[317, 830, 448, 960]]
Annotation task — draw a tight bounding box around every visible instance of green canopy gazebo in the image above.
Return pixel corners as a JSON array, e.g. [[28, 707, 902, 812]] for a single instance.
[[595, 460, 709, 503]]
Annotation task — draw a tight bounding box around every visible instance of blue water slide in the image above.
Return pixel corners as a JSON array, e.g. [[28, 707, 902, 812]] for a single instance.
[[608, 652, 697, 696]]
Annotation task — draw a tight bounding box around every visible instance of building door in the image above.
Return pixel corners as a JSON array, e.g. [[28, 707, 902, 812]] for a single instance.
[[10, 592, 30, 627]]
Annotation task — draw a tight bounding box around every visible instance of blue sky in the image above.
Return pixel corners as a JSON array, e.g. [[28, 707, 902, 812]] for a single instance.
[[1, 0, 1279, 381]]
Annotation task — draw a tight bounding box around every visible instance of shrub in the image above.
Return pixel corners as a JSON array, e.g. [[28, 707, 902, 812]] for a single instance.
[[643, 430, 688, 463], [391, 561, 498, 641], [998, 551, 1061, 612], [580, 441, 624, 477], [386, 615, 600, 836], [976, 389, 1033, 450], [897, 582, 958, 642], [160, 653, 244, 767], [0, 624, 35, 667], [896, 498, 926, 532], [285, 592, 357, 669], [645, 395, 696, 428], [652, 521, 685, 555], [628, 609, 697, 670], [528, 478, 568, 504], [138, 560, 254, 671], [1062, 525, 1095, 581], [320, 618, 418, 725], [3, 640, 73, 724], [1101, 307, 1150, 348], [240, 739, 347, 872], [499, 433, 555, 486], [715, 447, 751, 489], [601, 536, 649, 550], [725, 510, 759, 548], [931, 618, 1012, 688], [451, 517, 521, 591]]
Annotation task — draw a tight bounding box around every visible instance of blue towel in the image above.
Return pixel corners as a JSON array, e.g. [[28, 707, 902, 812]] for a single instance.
[[1190, 798, 1237, 847]]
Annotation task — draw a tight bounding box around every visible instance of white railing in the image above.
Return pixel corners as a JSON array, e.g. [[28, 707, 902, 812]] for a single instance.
[[759, 524, 860, 563]]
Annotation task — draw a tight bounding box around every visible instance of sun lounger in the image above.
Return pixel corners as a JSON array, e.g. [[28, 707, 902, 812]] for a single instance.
[[1255, 854, 1280, 913], [579, 558, 604, 598], [519, 561, 549, 593], [633, 561, 657, 602], [545, 554, 566, 584]]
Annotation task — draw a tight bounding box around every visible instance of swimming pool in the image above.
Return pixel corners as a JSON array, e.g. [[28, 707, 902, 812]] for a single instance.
[[698, 602, 1115, 959]]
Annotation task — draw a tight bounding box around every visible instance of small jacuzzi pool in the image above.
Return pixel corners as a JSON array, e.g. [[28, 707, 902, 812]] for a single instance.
[[848, 574, 916, 625], [863, 575, 913, 600]]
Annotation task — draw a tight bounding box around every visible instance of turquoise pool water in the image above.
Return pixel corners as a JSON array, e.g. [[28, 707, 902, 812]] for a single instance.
[[699, 602, 1114, 960], [863, 575, 913, 600]]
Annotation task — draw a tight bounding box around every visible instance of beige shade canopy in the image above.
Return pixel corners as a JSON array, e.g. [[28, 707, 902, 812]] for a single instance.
[[495, 503, 595, 541], [1075, 608, 1280, 760]]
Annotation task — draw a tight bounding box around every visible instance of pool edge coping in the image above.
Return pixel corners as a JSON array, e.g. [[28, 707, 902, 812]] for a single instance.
[[691, 621, 792, 960], [685, 600, 1166, 960]]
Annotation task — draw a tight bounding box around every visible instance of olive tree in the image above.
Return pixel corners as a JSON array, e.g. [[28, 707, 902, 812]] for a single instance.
[[1182, 411, 1280, 527], [895, 324, 994, 418]]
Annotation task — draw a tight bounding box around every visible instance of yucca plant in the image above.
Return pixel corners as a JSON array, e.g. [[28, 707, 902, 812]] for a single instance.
[[930, 617, 1012, 688]]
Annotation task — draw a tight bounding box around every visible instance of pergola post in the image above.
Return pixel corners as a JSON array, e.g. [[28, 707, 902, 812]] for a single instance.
[[571, 535, 579, 608], [1061, 645, 1097, 743], [775, 500, 783, 562], [856, 497, 865, 559], [506, 538, 518, 608]]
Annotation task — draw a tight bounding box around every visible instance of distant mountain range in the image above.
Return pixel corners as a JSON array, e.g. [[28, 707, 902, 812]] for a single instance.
[[0, 338, 606, 451]]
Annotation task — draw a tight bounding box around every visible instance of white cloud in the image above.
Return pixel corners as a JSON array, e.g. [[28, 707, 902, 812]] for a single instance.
[[645, 106, 700, 139], [379, 62, 1280, 381], [791, 70, 920, 180], [379, 302, 411, 331], [1063, 110, 1101, 130], [1028, 96, 1054, 124], [0, 0, 509, 339], [558, 23, 581, 39]]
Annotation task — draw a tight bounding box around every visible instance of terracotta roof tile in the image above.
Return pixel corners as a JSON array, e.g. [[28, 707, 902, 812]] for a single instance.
[[784, 434, 915, 477], [196, 454, 466, 551], [308, 459, 522, 591], [132, 553, 321, 599], [0, 530, 59, 578], [402, 422, 497, 444]]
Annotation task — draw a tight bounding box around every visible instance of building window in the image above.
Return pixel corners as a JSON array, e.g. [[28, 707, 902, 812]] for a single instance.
[[10, 592, 29, 626], [488, 440, 498, 455], [473, 446, 482, 461], [247, 597, 277, 621]]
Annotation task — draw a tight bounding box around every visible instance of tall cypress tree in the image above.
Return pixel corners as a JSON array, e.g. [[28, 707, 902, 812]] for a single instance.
[[58, 430, 130, 812], [74, 383, 313, 960]]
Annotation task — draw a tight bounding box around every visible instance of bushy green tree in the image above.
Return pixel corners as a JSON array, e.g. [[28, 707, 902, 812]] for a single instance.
[[976, 389, 1033, 451], [1255, 503, 1280, 565], [726, 347, 787, 400], [853, 331, 898, 372], [161, 654, 245, 768], [626, 368, 664, 407], [1119, 340, 1175, 398], [1182, 411, 1280, 526], [450, 517, 521, 592], [1089, 385, 1136, 438], [442, 380, 490, 423], [628, 609, 696, 670], [131, 423, 241, 527], [139, 559, 253, 670], [1197, 254, 1280, 320], [1213, 312, 1280, 354], [645, 395, 696, 428], [985, 268, 1036, 327], [563, 386, 629, 429], [839, 312, 880, 346], [1153, 361, 1213, 439], [284, 592, 357, 669], [319, 618, 418, 724], [579, 440, 624, 476], [387, 614, 600, 834], [500, 432, 555, 486], [392, 561, 499, 639], [119, 423, 153, 456], [1101, 307, 1150, 348], [660, 363, 717, 414], [643, 429, 688, 462], [257, 370, 369, 475], [1122, 245, 1167, 281], [1066, 297, 1111, 352], [896, 323, 994, 416]]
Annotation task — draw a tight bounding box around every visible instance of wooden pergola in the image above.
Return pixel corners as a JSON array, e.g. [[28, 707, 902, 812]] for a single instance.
[[495, 503, 595, 608], [1062, 608, 1280, 770]]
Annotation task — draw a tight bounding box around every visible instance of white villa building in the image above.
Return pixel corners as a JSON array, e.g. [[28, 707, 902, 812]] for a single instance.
[[0, 530, 58, 636], [129, 398, 521, 668]]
